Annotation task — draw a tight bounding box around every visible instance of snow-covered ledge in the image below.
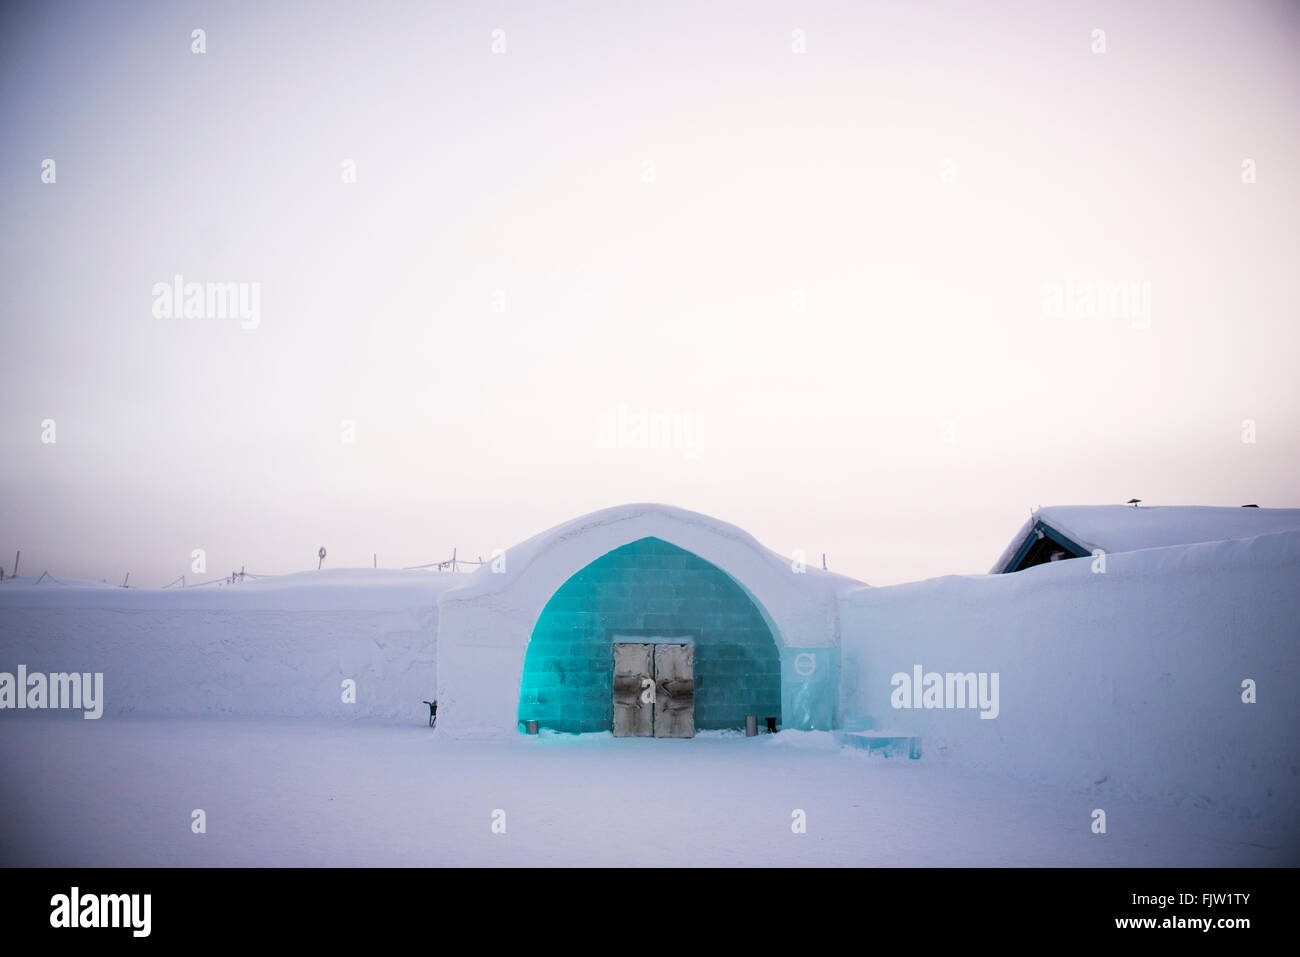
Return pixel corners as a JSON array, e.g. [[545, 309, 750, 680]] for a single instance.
[[435, 503, 855, 737]]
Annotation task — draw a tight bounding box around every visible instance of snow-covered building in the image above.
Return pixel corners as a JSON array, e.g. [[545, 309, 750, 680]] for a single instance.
[[435, 504, 857, 737], [991, 504, 1300, 573], [2, 500, 1297, 822]]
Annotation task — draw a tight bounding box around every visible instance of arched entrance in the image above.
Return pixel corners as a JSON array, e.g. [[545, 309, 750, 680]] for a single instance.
[[516, 537, 782, 733]]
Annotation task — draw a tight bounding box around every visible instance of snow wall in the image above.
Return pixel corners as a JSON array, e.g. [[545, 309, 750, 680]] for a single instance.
[[0, 570, 450, 722], [839, 529, 1300, 822]]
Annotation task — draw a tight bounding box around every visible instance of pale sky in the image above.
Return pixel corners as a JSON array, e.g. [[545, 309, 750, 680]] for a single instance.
[[2, 0, 1297, 587]]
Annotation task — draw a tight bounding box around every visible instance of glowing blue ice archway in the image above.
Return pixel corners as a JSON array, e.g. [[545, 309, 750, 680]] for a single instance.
[[516, 537, 816, 733]]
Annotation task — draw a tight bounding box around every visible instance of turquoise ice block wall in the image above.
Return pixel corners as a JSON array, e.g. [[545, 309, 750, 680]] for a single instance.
[[517, 537, 782, 732], [781, 647, 838, 731]]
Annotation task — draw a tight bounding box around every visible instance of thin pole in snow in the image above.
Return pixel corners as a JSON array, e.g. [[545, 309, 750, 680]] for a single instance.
[[121, 572, 130, 588], [12, 551, 18, 578], [373, 553, 377, 568], [822, 553, 827, 571]]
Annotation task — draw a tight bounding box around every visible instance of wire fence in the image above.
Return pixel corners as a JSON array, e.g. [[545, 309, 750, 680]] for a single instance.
[[1, 549, 484, 590], [401, 547, 485, 573]]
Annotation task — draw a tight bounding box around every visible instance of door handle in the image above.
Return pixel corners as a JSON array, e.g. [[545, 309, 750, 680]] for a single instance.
[[657, 678, 694, 707], [613, 675, 644, 695]]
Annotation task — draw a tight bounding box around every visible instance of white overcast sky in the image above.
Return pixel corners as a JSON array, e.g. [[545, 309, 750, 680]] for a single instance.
[[1, 0, 1297, 587]]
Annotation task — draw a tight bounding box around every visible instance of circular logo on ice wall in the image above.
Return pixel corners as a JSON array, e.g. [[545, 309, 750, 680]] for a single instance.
[[794, 653, 817, 677]]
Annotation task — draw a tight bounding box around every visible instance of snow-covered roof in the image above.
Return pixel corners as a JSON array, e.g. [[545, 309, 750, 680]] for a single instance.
[[441, 501, 864, 602], [992, 505, 1300, 572]]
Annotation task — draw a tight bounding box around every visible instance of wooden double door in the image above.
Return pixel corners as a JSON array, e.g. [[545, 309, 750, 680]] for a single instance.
[[612, 642, 695, 738]]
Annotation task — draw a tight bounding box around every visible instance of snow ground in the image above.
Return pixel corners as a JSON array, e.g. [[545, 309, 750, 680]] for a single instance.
[[0, 716, 1292, 867]]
